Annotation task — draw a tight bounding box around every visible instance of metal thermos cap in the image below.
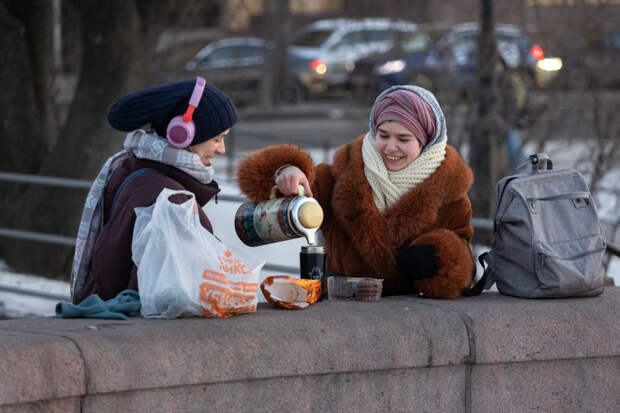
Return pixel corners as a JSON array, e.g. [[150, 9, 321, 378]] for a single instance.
[[301, 245, 324, 253], [299, 202, 323, 229]]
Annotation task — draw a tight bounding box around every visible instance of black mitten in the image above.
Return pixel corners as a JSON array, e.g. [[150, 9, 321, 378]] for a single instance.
[[396, 245, 440, 280]]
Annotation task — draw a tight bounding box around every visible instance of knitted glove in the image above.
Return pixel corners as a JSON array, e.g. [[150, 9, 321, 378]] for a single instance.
[[396, 245, 439, 280], [56, 289, 140, 320]]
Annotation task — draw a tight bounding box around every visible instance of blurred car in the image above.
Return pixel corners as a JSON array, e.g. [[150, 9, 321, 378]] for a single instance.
[[350, 24, 447, 94], [350, 23, 559, 99], [548, 29, 620, 89], [185, 37, 306, 104], [289, 18, 418, 94]]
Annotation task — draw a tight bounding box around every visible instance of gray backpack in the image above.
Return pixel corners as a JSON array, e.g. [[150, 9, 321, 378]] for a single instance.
[[467, 153, 606, 298]]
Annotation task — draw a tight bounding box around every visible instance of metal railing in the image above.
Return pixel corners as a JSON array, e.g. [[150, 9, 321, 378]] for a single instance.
[[0, 173, 500, 248], [0, 171, 306, 276], [225, 128, 334, 179], [1, 170, 619, 301]]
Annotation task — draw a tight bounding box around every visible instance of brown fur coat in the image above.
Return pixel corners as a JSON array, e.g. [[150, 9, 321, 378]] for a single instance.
[[237, 136, 475, 298]]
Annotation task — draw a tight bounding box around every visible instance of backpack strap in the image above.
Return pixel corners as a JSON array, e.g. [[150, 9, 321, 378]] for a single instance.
[[109, 168, 168, 218], [461, 252, 494, 296], [530, 153, 553, 172], [512, 153, 553, 175]]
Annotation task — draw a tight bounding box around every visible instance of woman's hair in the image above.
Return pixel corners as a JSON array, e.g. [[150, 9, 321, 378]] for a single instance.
[[371, 89, 436, 147]]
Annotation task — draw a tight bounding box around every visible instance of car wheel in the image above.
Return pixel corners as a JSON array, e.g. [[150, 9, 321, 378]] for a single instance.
[[349, 79, 376, 105], [279, 80, 305, 104]]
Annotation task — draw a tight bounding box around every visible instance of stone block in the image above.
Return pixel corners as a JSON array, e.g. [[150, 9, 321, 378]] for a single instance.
[[0, 299, 469, 395], [1, 288, 618, 411], [411, 288, 620, 364], [471, 357, 620, 412], [0, 330, 84, 406], [84, 365, 465, 413], [0, 397, 81, 413]]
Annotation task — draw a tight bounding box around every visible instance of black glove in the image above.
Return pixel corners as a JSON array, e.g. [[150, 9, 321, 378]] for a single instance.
[[396, 245, 440, 280]]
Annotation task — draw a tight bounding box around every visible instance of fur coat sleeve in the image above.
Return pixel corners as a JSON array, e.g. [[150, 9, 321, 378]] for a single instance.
[[407, 195, 475, 298], [236, 144, 316, 203]]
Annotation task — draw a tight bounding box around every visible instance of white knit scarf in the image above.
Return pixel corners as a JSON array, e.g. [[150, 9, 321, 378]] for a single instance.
[[362, 131, 447, 213]]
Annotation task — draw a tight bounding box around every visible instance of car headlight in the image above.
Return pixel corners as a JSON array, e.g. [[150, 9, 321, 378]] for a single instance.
[[310, 59, 327, 75], [376, 59, 406, 75], [536, 57, 563, 72]]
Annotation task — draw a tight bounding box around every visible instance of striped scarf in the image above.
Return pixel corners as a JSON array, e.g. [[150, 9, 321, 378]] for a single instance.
[[124, 130, 214, 184]]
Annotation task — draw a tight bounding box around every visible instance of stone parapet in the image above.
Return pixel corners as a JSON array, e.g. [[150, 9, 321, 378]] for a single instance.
[[1, 289, 619, 412]]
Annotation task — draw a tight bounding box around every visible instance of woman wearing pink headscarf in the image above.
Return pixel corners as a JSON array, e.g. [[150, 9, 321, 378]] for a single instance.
[[237, 86, 475, 298]]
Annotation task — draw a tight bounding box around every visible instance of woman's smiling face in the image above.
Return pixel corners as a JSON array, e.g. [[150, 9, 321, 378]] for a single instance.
[[375, 121, 422, 171], [188, 128, 229, 166]]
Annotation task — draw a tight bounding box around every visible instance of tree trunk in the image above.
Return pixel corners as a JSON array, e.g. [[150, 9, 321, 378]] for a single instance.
[[2, 0, 57, 158], [470, 0, 500, 221], [0, 0, 175, 278], [0, 2, 44, 180], [469, 0, 509, 247], [273, 0, 291, 104]]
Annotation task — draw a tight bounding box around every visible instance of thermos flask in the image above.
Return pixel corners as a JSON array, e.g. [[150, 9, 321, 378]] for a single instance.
[[235, 185, 324, 246]]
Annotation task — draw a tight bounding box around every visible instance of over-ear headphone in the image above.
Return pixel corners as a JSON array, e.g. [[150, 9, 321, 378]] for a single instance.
[[166, 76, 206, 148]]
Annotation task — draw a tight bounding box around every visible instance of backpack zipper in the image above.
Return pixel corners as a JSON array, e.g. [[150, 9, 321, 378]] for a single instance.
[[539, 253, 546, 268], [538, 244, 605, 268]]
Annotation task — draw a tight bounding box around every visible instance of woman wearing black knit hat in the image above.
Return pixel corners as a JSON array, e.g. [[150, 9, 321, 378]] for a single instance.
[[70, 77, 238, 303]]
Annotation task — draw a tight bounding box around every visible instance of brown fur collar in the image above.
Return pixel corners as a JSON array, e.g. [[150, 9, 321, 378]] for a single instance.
[[330, 135, 473, 275]]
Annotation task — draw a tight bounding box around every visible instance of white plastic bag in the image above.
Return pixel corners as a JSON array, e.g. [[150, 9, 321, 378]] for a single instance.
[[132, 188, 264, 318]]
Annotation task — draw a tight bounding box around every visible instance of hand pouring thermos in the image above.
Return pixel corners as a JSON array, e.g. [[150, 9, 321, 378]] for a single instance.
[[235, 186, 324, 246]]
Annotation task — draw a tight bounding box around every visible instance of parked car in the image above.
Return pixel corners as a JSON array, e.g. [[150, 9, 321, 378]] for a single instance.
[[185, 37, 306, 104], [350, 24, 447, 95], [548, 29, 620, 89], [350, 23, 559, 99], [289, 18, 418, 94]]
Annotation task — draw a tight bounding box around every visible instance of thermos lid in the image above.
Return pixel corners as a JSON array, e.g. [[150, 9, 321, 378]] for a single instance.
[[299, 202, 323, 229], [301, 245, 324, 253]]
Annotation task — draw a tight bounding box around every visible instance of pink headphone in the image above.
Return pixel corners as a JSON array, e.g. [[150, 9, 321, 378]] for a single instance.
[[166, 76, 206, 148]]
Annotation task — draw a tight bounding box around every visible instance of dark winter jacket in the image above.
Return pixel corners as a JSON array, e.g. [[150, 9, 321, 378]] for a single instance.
[[80, 155, 219, 301]]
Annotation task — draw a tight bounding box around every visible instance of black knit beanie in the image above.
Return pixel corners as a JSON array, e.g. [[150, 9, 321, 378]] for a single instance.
[[107, 80, 237, 145]]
